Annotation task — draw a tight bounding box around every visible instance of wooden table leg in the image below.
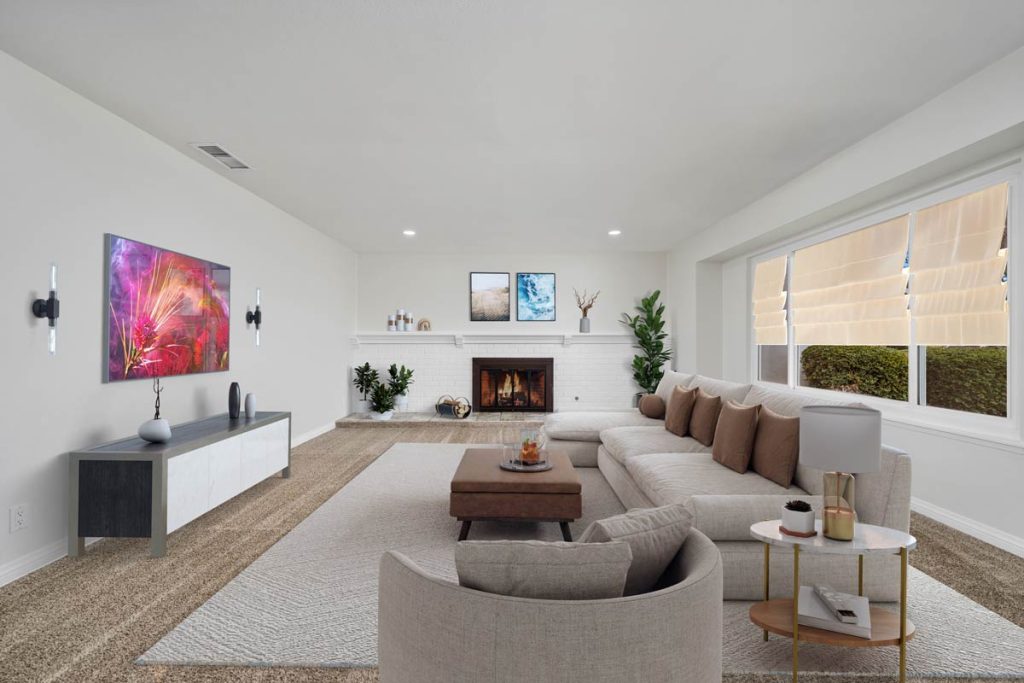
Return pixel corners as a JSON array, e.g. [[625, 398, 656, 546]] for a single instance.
[[793, 544, 800, 683], [559, 522, 572, 542], [458, 520, 472, 541], [858, 554, 864, 596]]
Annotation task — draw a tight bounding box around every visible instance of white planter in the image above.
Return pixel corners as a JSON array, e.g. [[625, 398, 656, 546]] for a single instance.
[[781, 506, 816, 535], [394, 393, 409, 411], [370, 410, 394, 421], [355, 399, 370, 414]]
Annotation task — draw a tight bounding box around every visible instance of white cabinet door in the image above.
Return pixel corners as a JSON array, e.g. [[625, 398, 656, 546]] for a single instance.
[[166, 447, 211, 533], [207, 436, 243, 509], [240, 419, 289, 490]]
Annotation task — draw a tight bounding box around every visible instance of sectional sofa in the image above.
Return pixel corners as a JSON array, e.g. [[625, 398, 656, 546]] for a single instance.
[[541, 370, 912, 600]]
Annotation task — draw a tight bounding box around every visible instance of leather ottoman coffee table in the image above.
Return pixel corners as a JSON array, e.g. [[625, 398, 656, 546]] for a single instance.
[[450, 448, 582, 541]]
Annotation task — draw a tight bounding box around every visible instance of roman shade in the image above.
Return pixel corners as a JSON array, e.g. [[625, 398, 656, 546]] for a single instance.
[[790, 215, 911, 345], [751, 255, 788, 345], [909, 183, 1008, 346]]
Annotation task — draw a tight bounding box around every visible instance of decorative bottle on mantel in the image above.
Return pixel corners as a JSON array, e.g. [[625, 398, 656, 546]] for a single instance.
[[229, 382, 241, 419], [574, 288, 599, 334], [244, 392, 256, 419]]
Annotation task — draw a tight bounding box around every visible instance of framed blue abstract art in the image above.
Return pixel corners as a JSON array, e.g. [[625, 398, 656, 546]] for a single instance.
[[516, 273, 556, 321]]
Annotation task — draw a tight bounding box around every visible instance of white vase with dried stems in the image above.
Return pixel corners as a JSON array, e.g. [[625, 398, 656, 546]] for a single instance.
[[574, 288, 599, 333]]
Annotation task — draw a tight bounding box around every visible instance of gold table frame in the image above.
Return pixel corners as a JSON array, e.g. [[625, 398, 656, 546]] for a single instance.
[[753, 532, 913, 682]]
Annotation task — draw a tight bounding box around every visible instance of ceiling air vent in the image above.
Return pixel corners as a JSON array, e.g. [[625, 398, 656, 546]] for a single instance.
[[191, 143, 250, 170]]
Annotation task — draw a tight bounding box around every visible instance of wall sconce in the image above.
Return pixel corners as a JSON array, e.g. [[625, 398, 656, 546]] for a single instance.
[[31, 263, 60, 354], [246, 287, 262, 347]]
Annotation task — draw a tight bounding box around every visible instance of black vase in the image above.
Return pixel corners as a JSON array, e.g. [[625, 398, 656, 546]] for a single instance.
[[229, 382, 241, 419]]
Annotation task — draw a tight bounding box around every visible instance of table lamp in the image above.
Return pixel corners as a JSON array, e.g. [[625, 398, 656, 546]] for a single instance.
[[799, 405, 881, 541]]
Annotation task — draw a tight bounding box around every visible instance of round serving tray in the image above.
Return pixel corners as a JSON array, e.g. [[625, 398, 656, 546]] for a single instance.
[[499, 458, 553, 473]]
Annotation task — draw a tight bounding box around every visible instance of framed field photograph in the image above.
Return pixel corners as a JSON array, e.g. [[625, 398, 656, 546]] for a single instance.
[[516, 272, 556, 321], [470, 272, 510, 321]]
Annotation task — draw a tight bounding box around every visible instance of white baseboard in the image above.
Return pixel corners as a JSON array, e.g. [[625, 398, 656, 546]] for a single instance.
[[1, 420, 337, 589], [0, 537, 100, 588], [291, 421, 336, 447], [912, 496, 1024, 559]]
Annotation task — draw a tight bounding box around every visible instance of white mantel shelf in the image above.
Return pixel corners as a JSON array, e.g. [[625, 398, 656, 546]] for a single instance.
[[352, 332, 634, 347]]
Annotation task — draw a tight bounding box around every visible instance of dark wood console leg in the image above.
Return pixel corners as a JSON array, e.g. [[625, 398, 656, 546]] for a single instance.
[[458, 520, 472, 541], [560, 522, 573, 542]]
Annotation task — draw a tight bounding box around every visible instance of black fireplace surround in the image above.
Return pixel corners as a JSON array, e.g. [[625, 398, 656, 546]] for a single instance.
[[472, 357, 553, 412]]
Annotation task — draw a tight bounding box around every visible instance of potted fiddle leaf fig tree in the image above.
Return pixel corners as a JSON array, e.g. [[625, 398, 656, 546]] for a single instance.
[[620, 290, 672, 405], [369, 381, 396, 421], [387, 363, 415, 411], [352, 362, 378, 414]]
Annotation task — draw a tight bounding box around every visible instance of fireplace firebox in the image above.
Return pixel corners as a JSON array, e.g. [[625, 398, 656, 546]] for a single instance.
[[472, 357, 553, 412]]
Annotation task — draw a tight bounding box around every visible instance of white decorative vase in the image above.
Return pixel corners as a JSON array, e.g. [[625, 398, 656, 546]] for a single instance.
[[781, 506, 816, 535], [356, 399, 370, 414], [244, 393, 256, 419], [394, 393, 409, 411], [579, 317, 591, 333], [138, 418, 172, 444], [370, 410, 394, 421]]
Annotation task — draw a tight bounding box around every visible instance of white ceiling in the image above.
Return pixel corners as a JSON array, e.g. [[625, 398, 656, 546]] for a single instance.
[[3, 1, 1024, 253]]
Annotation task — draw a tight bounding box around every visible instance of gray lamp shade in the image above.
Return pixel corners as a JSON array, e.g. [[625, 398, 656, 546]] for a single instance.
[[799, 405, 881, 473]]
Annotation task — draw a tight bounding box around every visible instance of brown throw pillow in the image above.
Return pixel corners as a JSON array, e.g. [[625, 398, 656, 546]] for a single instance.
[[664, 386, 697, 436], [639, 394, 666, 419], [751, 407, 800, 487], [688, 388, 722, 446], [712, 401, 760, 473]]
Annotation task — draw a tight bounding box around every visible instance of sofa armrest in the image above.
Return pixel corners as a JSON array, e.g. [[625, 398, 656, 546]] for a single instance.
[[685, 494, 822, 542]]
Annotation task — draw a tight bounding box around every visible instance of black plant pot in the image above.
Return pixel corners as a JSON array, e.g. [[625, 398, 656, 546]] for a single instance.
[[229, 382, 241, 419]]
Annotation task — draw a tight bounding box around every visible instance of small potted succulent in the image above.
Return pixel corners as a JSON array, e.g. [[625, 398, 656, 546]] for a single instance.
[[781, 499, 816, 536], [369, 381, 396, 421], [387, 363, 415, 412], [352, 362, 378, 414]]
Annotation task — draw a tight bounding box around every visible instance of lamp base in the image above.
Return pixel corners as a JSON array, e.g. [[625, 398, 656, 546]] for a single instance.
[[822, 471, 856, 541]]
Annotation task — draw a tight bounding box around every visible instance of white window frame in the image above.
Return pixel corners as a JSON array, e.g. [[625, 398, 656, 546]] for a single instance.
[[748, 154, 1022, 446]]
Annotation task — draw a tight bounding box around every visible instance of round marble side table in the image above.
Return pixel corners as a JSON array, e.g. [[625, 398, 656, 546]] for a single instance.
[[749, 520, 917, 683]]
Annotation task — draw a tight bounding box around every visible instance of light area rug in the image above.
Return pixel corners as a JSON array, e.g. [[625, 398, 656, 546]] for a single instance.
[[140, 443, 1024, 678]]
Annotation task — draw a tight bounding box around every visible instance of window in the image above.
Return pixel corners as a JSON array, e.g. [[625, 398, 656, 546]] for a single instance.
[[751, 181, 1010, 418]]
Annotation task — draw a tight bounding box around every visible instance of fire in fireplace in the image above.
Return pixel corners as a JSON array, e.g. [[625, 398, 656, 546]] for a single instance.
[[473, 357, 554, 412]]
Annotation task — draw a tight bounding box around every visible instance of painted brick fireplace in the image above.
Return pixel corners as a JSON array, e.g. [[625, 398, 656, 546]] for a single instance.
[[472, 357, 554, 412]]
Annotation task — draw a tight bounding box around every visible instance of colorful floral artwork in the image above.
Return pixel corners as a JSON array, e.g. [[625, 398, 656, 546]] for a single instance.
[[105, 235, 230, 381]]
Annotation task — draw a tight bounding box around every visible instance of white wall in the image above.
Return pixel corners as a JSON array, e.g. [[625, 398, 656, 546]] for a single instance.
[[357, 252, 666, 334], [667, 46, 1024, 554], [0, 51, 357, 584]]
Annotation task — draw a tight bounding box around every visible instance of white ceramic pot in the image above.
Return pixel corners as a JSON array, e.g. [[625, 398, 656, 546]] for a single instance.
[[579, 317, 591, 333], [138, 418, 172, 443], [356, 399, 370, 414], [394, 393, 409, 411], [781, 506, 816, 534], [370, 410, 394, 421], [244, 392, 256, 419]]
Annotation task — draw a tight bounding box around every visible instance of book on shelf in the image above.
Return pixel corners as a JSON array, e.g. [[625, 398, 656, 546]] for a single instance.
[[797, 585, 871, 639]]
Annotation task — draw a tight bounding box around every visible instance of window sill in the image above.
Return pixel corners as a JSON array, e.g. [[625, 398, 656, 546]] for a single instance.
[[753, 382, 1024, 453]]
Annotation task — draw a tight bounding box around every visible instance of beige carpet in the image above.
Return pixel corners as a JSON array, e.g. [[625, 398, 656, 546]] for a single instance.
[[1, 423, 1023, 682]]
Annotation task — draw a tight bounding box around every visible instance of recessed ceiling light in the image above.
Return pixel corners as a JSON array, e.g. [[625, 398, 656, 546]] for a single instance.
[[403, 230, 416, 236], [608, 229, 622, 236]]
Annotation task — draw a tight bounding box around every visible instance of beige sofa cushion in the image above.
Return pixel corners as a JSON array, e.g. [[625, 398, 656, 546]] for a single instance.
[[686, 494, 820, 541], [579, 505, 693, 596], [625, 452, 802, 508], [455, 540, 633, 600], [689, 375, 752, 404], [600, 426, 709, 465], [654, 369, 695, 404], [543, 411, 664, 442]]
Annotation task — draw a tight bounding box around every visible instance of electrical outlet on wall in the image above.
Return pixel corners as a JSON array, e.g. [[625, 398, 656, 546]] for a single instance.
[[10, 504, 28, 533]]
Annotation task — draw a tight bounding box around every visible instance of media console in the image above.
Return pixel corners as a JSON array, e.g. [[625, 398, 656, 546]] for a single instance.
[[68, 411, 291, 558]]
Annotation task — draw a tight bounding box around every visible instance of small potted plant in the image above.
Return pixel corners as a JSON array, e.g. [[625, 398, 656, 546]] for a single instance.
[[352, 363, 378, 414], [369, 381, 396, 421], [781, 499, 816, 537], [574, 288, 600, 333], [387, 363, 415, 412]]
